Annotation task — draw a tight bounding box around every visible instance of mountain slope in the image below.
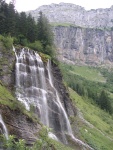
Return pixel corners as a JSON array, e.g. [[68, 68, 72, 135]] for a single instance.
[[28, 3, 113, 28], [59, 62, 113, 149]]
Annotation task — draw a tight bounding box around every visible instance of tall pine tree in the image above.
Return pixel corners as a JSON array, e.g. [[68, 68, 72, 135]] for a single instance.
[[37, 11, 53, 48]]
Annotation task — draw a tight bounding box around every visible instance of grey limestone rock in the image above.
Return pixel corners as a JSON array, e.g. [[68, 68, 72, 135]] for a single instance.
[[53, 26, 113, 65], [28, 2, 113, 28]]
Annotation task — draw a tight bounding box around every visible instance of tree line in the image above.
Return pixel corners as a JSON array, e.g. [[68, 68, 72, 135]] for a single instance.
[[0, 0, 55, 57], [60, 64, 113, 114]]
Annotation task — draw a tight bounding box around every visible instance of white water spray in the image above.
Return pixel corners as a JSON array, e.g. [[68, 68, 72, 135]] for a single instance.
[[0, 114, 8, 140]]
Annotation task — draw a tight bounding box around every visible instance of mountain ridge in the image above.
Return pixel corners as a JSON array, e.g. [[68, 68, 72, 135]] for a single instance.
[[27, 2, 113, 28]]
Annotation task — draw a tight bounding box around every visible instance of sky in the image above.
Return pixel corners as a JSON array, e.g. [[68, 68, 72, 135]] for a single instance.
[[6, 0, 113, 12]]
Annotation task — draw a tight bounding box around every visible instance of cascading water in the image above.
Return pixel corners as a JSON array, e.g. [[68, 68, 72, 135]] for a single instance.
[[15, 48, 49, 126], [14, 48, 93, 149], [47, 60, 93, 149], [0, 114, 8, 140], [47, 60, 72, 142]]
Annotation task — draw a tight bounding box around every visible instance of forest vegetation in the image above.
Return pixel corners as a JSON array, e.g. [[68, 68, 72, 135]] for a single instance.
[[0, 0, 55, 58]]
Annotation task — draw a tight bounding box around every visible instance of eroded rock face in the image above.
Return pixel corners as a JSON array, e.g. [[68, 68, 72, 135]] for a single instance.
[[27, 3, 113, 66], [28, 3, 113, 28], [51, 62, 76, 117], [0, 105, 41, 145], [0, 43, 15, 88], [53, 26, 113, 66]]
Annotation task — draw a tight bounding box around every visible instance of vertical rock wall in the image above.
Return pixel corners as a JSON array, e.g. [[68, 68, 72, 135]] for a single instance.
[[53, 26, 113, 65]]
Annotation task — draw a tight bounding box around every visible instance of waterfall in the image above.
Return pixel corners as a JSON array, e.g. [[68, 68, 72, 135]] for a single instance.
[[0, 114, 8, 140], [15, 48, 93, 149], [47, 60, 94, 149], [15, 48, 49, 126], [47, 60, 72, 142]]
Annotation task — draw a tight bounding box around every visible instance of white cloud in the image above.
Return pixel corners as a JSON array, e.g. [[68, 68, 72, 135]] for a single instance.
[[6, 0, 113, 12]]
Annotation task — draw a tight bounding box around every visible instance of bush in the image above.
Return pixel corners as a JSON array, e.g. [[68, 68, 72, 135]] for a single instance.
[[45, 45, 56, 59], [28, 41, 43, 52], [0, 35, 13, 49], [17, 34, 28, 46], [0, 135, 29, 150], [0, 127, 52, 150], [98, 90, 112, 114]]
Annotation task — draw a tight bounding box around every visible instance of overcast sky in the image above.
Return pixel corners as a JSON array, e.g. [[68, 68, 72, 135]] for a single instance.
[[6, 0, 113, 12]]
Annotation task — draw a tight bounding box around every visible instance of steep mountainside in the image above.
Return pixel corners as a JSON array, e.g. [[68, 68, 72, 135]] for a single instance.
[[53, 26, 113, 66], [0, 44, 93, 149], [28, 3, 113, 66], [28, 3, 113, 28]]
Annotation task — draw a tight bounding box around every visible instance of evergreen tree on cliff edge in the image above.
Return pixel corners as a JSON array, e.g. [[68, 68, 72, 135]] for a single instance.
[[37, 11, 55, 58]]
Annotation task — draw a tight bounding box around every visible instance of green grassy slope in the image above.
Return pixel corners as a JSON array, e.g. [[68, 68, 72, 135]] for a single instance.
[[69, 65, 106, 82], [69, 88, 113, 150], [59, 63, 113, 150]]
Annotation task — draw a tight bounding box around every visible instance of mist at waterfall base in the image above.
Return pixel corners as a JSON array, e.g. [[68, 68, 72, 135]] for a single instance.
[[14, 48, 93, 149]]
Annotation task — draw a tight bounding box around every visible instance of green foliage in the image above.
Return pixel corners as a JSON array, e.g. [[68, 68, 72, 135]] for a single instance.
[[33, 126, 52, 150], [80, 126, 113, 150], [69, 88, 113, 150], [98, 90, 112, 114], [0, 82, 24, 110], [59, 63, 113, 114], [0, 35, 13, 49], [0, 1, 16, 35], [0, 135, 29, 150], [39, 52, 50, 63], [0, 82, 39, 123], [36, 11, 55, 58], [45, 45, 56, 59], [37, 11, 53, 48], [0, 127, 74, 150], [0, 2, 55, 59], [28, 41, 43, 52]]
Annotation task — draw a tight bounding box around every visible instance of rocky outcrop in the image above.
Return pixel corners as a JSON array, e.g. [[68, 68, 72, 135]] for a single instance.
[[0, 42, 15, 88], [51, 61, 76, 117], [53, 26, 113, 66], [27, 3, 113, 66], [28, 3, 113, 28], [0, 105, 41, 145]]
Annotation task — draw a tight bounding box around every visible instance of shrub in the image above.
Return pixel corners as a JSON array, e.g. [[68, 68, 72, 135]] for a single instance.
[[0, 35, 13, 49], [28, 41, 43, 52]]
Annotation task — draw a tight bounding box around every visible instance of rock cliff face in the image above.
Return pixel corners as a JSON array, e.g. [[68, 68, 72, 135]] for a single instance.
[[0, 105, 41, 145], [28, 3, 113, 28], [53, 26, 113, 66], [28, 3, 113, 65], [0, 42, 15, 88]]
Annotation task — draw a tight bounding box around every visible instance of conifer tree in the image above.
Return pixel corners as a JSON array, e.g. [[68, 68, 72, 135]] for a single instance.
[[26, 14, 37, 42], [37, 11, 53, 48], [98, 90, 112, 114]]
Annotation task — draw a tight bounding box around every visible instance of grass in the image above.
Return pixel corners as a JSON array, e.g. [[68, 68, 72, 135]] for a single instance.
[[69, 88, 113, 150], [0, 82, 39, 123], [60, 63, 106, 83], [0, 82, 16, 108], [50, 139, 74, 150], [80, 126, 113, 150]]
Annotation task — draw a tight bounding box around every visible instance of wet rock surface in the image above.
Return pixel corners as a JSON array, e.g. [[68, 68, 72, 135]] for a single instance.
[[0, 105, 41, 145]]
